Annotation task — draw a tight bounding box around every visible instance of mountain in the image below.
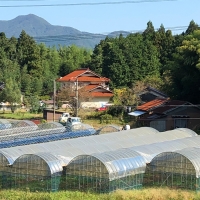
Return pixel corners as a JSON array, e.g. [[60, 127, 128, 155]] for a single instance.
[[0, 14, 130, 49]]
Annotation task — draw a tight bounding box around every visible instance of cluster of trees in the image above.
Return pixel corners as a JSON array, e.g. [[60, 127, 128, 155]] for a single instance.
[[0, 31, 91, 111], [0, 20, 200, 112], [87, 20, 200, 104]]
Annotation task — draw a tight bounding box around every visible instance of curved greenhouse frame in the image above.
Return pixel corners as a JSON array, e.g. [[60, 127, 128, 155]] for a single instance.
[[37, 122, 64, 129], [144, 147, 200, 191], [0, 127, 197, 192], [96, 125, 121, 134], [65, 149, 146, 193], [0, 120, 38, 135], [10, 152, 63, 192], [0, 123, 66, 143], [0, 119, 12, 129], [70, 123, 94, 132], [0, 127, 196, 160], [131, 136, 200, 162], [0, 128, 96, 148]]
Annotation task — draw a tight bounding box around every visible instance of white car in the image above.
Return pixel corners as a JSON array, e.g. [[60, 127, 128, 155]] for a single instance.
[[66, 117, 82, 132], [59, 113, 70, 123]]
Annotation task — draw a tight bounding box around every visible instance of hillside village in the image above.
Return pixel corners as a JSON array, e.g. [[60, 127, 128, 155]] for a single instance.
[[0, 7, 200, 198]]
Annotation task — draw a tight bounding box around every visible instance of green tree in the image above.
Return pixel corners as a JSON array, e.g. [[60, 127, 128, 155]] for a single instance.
[[0, 78, 21, 113], [58, 45, 91, 77], [169, 30, 200, 103], [185, 20, 199, 35], [142, 21, 156, 41]]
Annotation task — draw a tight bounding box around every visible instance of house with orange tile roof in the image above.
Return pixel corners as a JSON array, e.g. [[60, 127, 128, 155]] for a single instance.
[[130, 98, 200, 132], [57, 68, 113, 108]]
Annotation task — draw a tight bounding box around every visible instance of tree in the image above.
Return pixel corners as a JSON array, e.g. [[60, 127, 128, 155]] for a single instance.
[[169, 30, 200, 103], [58, 45, 91, 77], [112, 88, 136, 106], [56, 86, 71, 109], [0, 78, 21, 113], [185, 20, 199, 35], [102, 41, 130, 88], [142, 21, 156, 41]]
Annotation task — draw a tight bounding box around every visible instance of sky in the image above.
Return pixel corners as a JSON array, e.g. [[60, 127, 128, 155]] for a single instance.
[[0, 0, 199, 34]]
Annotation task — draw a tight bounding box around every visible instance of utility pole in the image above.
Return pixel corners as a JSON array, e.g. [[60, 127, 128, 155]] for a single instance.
[[53, 80, 56, 121], [76, 78, 78, 117]]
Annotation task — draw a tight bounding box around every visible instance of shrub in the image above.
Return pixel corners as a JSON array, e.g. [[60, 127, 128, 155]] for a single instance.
[[107, 106, 125, 117], [100, 114, 113, 124]]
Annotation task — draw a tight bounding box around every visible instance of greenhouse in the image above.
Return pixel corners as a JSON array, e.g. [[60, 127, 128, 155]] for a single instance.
[[64, 136, 200, 193], [131, 136, 200, 162], [0, 122, 66, 143], [0, 127, 197, 192], [143, 147, 200, 191], [9, 152, 63, 192], [95, 125, 121, 134], [0, 128, 97, 148], [0, 120, 38, 136], [69, 123, 95, 132], [0, 119, 12, 129], [65, 149, 146, 193]]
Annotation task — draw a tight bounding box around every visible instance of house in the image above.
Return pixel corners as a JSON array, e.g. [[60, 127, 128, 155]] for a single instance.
[[131, 99, 200, 132], [57, 68, 113, 108], [128, 98, 168, 117], [139, 86, 169, 103]]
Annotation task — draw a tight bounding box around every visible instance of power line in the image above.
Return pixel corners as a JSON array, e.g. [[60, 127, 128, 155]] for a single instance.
[[0, 0, 179, 8]]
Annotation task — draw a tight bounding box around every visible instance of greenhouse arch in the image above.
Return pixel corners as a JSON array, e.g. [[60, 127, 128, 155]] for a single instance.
[[10, 152, 63, 192], [96, 125, 121, 134], [144, 147, 200, 191], [65, 148, 146, 193]]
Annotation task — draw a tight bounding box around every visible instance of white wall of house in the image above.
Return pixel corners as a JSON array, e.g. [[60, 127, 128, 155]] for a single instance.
[[81, 97, 111, 108]]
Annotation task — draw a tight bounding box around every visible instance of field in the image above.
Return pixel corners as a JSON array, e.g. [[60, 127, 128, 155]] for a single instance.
[[0, 109, 127, 130], [0, 188, 199, 200]]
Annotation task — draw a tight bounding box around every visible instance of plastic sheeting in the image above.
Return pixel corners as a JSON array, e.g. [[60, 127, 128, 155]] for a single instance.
[[144, 147, 200, 190], [0, 120, 38, 135], [0, 127, 195, 167], [96, 125, 121, 134], [0, 127, 159, 166], [67, 148, 146, 180], [0, 128, 96, 148]]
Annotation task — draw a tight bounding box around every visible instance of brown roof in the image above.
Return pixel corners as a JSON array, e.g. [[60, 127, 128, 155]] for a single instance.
[[150, 100, 189, 114], [139, 100, 190, 121], [69, 84, 113, 98], [137, 98, 168, 111], [84, 84, 113, 97], [57, 68, 110, 82]]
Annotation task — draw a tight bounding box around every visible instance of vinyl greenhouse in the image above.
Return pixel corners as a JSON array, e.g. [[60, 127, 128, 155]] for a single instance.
[[65, 149, 146, 193], [144, 147, 200, 191], [0, 126, 199, 192]]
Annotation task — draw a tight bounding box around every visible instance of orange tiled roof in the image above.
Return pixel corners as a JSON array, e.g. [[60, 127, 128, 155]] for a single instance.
[[84, 84, 100, 91], [91, 92, 114, 97], [84, 84, 113, 97], [137, 98, 168, 111], [57, 68, 110, 82]]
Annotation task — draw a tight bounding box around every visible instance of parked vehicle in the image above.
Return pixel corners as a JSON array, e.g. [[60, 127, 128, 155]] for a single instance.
[[66, 117, 82, 132], [96, 106, 108, 112], [59, 112, 71, 124]]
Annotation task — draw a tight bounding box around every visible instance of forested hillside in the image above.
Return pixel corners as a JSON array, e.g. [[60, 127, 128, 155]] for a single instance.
[[0, 20, 200, 110], [0, 14, 106, 49]]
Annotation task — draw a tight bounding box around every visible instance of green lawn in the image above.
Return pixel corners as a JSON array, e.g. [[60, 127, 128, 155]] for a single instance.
[[0, 110, 43, 120]]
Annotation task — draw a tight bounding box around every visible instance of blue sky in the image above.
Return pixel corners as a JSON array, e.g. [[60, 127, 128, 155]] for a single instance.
[[0, 0, 199, 34]]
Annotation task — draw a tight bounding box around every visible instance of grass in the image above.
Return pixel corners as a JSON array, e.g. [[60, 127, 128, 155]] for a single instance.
[[0, 110, 42, 120], [0, 188, 199, 200]]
